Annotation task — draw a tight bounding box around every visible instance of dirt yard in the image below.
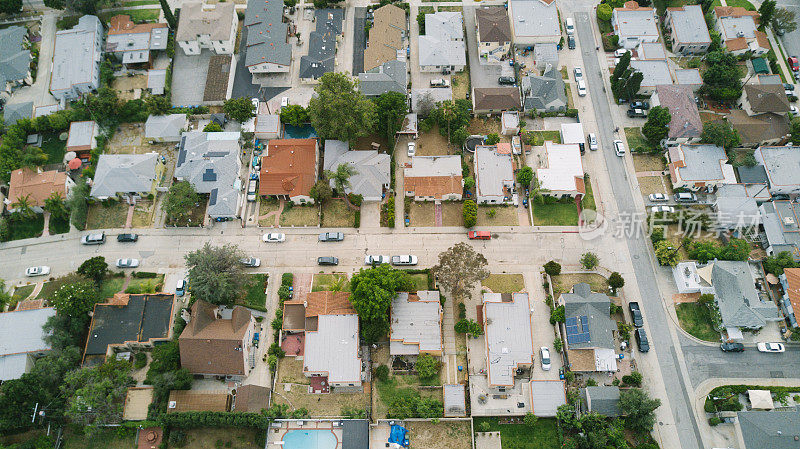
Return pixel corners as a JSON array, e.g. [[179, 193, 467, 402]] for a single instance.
[[277, 356, 309, 385], [321, 199, 356, 227], [632, 153, 665, 172], [107, 123, 174, 155], [476, 205, 518, 226], [406, 421, 471, 449], [417, 124, 456, 156], [482, 274, 525, 293], [131, 199, 155, 228], [408, 201, 435, 227], [111, 74, 147, 101], [441, 202, 463, 226], [181, 428, 264, 449], [86, 202, 128, 229], [467, 117, 501, 136], [637, 176, 672, 197], [451, 69, 470, 100], [272, 382, 368, 417]]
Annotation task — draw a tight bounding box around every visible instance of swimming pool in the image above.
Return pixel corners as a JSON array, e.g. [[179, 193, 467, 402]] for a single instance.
[[284, 124, 318, 139], [282, 429, 338, 449]]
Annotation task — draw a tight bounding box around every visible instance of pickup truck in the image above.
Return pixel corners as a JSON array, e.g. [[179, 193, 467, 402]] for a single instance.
[[627, 108, 648, 118]]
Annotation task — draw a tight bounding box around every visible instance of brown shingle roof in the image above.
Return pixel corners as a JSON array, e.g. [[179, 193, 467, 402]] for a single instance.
[[179, 300, 252, 376], [726, 110, 790, 145], [725, 37, 749, 51], [404, 174, 463, 198], [108, 14, 167, 35], [167, 390, 231, 413], [655, 85, 702, 139], [259, 139, 317, 198], [364, 4, 405, 71], [203, 55, 231, 102], [745, 84, 790, 113], [473, 87, 521, 111], [304, 291, 355, 316], [755, 30, 770, 50], [476, 7, 511, 43], [233, 385, 270, 413], [714, 6, 760, 20], [8, 168, 67, 208]]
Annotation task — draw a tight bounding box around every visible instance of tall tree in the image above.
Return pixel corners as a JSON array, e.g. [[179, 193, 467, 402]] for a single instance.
[[67, 177, 89, 230], [280, 104, 310, 127], [700, 50, 743, 102], [11, 195, 35, 220], [349, 265, 413, 342], [62, 358, 134, 426], [309, 179, 333, 203], [49, 275, 99, 317], [772, 7, 798, 34], [77, 256, 108, 285], [325, 163, 358, 196], [624, 70, 644, 101], [612, 51, 631, 81], [373, 91, 408, 141], [160, 0, 176, 29], [185, 243, 248, 306], [642, 105, 672, 145], [0, 0, 22, 14], [619, 388, 661, 435], [758, 0, 777, 28], [44, 192, 69, 222], [146, 94, 172, 115], [223, 97, 256, 123], [432, 243, 489, 301], [700, 121, 740, 149], [516, 166, 533, 188], [162, 181, 199, 224], [308, 72, 376, 142]]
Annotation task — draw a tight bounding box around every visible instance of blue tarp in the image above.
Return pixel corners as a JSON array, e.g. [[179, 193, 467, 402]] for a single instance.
[[389, 425, 409, 447]]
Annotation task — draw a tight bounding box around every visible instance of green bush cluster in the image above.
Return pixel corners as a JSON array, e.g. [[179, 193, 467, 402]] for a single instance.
[[382, 195, 396, 227], [374, 365, 389, 382], [132, 271, 159, 279], [161, 411, 270, 430], [622, 371, 643, 387], [463, 200, 477, 228], [454, 318, 483, 336]]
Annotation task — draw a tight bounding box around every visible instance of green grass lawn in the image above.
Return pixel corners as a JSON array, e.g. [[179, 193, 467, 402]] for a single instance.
[[100, 8, 160, 24], [12, 285, 36, 303], [533, 200, 578, 226], [86, 202, 128, 230], [49, 215, 70, 235], [526, 130, 561, 146], [124, 274, 164, 294], [407, 273, 430, 291], [40, 133, 66, 165], [320, 199, 356, 228], [474, 417, 561, 449], [241, 274, 268, 308], [482, 274, 525, 293], [8, 215, 44, 241], [99, 276, 125, 300], [62, 428, 135, 449], [624, 127, 657, 153], [712, 0, 755, 9], [37, 276, 74, 300], [676, 303, 720, 342], [581, 176, 595, 211], [312, 273, 349, 292]]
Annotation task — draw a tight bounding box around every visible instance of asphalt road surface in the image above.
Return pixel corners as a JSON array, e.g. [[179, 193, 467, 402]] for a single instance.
[[575, 12, 703, 449]]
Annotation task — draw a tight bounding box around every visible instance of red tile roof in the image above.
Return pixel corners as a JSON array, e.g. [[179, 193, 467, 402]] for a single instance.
[[8, 168, 67, 208], [259, 139, 317, 198]]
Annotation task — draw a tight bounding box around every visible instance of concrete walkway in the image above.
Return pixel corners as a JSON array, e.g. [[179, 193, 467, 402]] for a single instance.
[[257, 199, 285, 227], [41, 212, 50, 237], [440, 287, 458, 384], [124, 204, 135, 229]]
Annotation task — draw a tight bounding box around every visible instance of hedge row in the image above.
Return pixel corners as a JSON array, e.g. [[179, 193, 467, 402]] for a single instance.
[[161, 411, 270, 430]]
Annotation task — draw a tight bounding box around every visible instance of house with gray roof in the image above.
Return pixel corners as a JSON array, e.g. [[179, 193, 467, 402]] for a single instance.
[[175, 131, 242, 218], [323, 140, 390, 201], [710, 261, 781, 334], [147, 69, 167, 95], [90, 153, 165, 200], [411, 88, 452, 114], [630, 60, 673, 95], [665, 5, 711, 55], [736, 409, 800, 449], [533, 43, 558, 67], [674, 68, 703, 91], [358, 60, 407, 97], [50, 15, 103, 102], [667, 143, 735, 191], [482, 293, 533, 389], [476, 7, 511, 62], [390, 291, 442, 357], [244, 0, 291, 74], [299, 9, 344, 80], [713, 184, 765, 229], [754, 145, 800, 196], [444, 384, 467, 417], [145, 114, 187, 142], [475, 145, 514, 204], [652, 85, 702, 145], [0, 26, 32, 93], [105, 15, 168, 66], [508, 0, 560, 46], [419, 12, 466, 73], [560, 283, 617, 372], [760, 201, 800, 259], [581, 386, 621, 417], [522, 64, 567, 113], [0, 307, 57, 381], [636, 42, 666, 60], [612, 1, 659, 49], [3, 101, 32, 125], [176, 2, 237, 56]]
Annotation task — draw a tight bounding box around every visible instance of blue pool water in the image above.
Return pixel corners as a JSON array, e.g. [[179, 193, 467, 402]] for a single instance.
[[282, 429, 337, 449], [284, 124, 318, 139]]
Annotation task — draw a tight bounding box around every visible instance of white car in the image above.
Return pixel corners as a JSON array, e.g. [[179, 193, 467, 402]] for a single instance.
[[573, 67, 583, 81], [615, 49, 629, 58], [262, 232, 286, 243], [651, 205, 675, 214], [364, 255, 391, 265], [613, 139, 626, 156], [26, 266, 50, 277], [391, 255, 418, 266], [240, 257, 261, 267], [251, 97, 259, 112], [757, 342, 785, 353], [648, 193, 668, 202], [791, 105, 798, 114], [116, 258, 140, 268], [540, 347, 551, 370], [577, 79, 587, 97], [407, 141, 416, 157], [587, 133, 598, 151]]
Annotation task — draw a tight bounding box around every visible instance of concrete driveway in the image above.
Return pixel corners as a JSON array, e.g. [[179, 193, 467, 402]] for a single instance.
[[171, 48, 211, 107], [7, 13, 58, 109], [463, 5, 504, 89]]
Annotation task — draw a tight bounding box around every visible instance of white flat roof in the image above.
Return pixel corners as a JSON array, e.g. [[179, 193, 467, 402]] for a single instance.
[[537, 141, 584, 192], [304, 314, 361, 383], [0, 308, 56, 381], [483, 293, 533, 386], [390, 291, 443, 355], [560, 123, 584, 144]]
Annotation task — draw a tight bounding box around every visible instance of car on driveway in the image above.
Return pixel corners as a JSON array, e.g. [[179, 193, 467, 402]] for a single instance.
[[319, 232, 344, 242], [627, 108, 648, 118], [630, 101, 650, 110], [365, 255, 390, 265], [262, 233, 286, 243], [628, 302, 643, 327], [116, 258, 140, 268], [318, 256, 339, 266], [567, 34, 576, 49], [430, 78, 450, 88], [117, 233, 138, 242], [240, 257, 261, 267], [648, 193, 668, 202], [720, 342, 744, 352], [498, 76, 516, 85], [391, 255, 418, 266], [81, 232, 106, 245], [757, 342, 785, 353], [674, 192, 698, 202], [176, 279, 187, 296], [407, 141, 416, 157], [26, 266, 50, 277], [651, 205, 675, 214], [540, 347, 551, 370], [635, 328, 650, 352]]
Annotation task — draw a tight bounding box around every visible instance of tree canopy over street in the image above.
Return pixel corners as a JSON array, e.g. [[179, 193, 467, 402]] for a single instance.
[[432, 243, 489, 301]]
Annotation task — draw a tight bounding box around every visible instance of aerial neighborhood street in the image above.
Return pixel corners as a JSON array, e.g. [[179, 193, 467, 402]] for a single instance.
[[1, 0, 800, 447]]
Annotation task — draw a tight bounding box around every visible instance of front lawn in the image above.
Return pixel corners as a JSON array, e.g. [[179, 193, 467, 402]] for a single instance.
[[552, 273, 609, 295], [474, 417, 561, 449], [312, 273, 349, 292], [624, 127, 657, 153], [37, 275, 75, 299], [532, 200, 578, 226], [407, 273, 430, 291], [476, 205, 518, 226], [676, 302, 720, 342], [240, 274, 268, 308], [321, 199, 356, 227], [49, 215, 71, 235], [279, 204, 319, 227], [124, 274, 164, 294], [166, 195, 207, 227], [7, 215, 45, 241], [408, 201, 435, 227], [99, 276, 125, 300], [12, 285, 35, 303], [581, 176, 595, 211], [482, 274, 525, 293], [86, 201, 128, 229]]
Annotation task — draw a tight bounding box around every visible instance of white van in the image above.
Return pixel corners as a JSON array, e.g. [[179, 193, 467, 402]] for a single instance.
[[565, 17, 575, 35], [247, 179, 258, 202], [613, 140, 626, 157], [577, 79, 587, 96]]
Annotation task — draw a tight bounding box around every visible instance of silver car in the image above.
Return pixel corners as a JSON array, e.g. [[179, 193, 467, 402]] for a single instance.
[[365, 255, 391, 265], [116, 258, 140, 268], [26, 266, 51, 277]]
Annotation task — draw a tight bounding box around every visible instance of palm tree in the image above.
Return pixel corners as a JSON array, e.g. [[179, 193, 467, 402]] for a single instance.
[[324, 163, 358, 198], [11, 195, 35, 221], [44, 192, 68, 221]]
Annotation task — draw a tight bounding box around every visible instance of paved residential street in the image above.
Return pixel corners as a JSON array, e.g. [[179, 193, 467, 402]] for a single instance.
[[775, 0, 800, 62]]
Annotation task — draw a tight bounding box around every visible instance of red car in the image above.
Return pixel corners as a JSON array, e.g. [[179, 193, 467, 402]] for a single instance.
[[468, 231, 491, 240], [788, 56, 799, 72]]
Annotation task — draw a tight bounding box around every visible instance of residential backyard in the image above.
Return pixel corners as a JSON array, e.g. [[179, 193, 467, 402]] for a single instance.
[[373, 373, 443, 419], [676, 302, 720, 342], [6, 215, 45, 241], [407, 273, 431, 291], [178, 428, 265, 449], [482, 274, 525, 293], [406, 421, 471, 449], [525, 130, 561, 146], [321, 199, 356, 227], [473, 417, 561, 449]]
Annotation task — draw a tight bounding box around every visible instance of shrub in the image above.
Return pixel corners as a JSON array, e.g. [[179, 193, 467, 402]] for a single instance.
[[281, 273, 293, 286], [708, 417, 721, 426], [268, 354, 278, 372], [544, 260, 562, 276], [134, 352, 148, 370], [553, 337, 563, 353], [133, 271, 158, 278], [586, 378, 598, 387], [458, 302, 466, 319], [622, 371, 643, 387], [580, 252, 599, 270], [415, 353, 440, 380], [374, 365, 389, 382], [478, 421, 491, 432], [549, 305, 565, 324], [523, 412, 538, 427], [463, 200, 477, 227], [268, 342, 286, 358], [278, 285, 292, 300], [454, 318, 483, 336], [169, 430, 188, 447]]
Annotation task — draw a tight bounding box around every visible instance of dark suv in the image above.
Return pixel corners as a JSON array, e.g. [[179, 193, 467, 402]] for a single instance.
[[498, 76, 516, 85], [117, 233, 138, 242], [317, 256, 339, 266], [635, 328, 650, 352], [720, 342, 744, 352], [628, 302, 643, 328]]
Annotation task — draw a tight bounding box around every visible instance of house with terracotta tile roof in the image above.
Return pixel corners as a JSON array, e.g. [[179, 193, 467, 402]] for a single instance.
[[779, 267, 800, 327], [404, 155, 463, 201], [105, 14, 168, 67], [179, 300, 256, 379], [259, 138, 318, 204], [281, 291, 361, 390], [6, 168, 74, 213], [536, 141, 585, 198], [612, 1, 658, 49], [713, 6, 769, 56]]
